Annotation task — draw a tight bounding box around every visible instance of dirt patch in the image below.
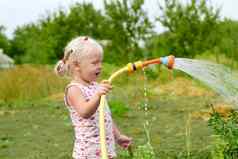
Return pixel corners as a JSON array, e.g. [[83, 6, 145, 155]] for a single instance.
[[153, 77, 215, 97], [191, 103, 234, 121]]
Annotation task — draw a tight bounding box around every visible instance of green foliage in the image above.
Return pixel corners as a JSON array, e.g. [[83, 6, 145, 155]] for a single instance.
[[0, 26, 10, 54], [10, 23, 56, 64], [103, 0, 153, 63], [146, 32, 172, 58], [131, 143, 156, 159], [156, 0, 220, 58], [119, 144, 156, 159], [117, 127, 156, 159], [216, 20, 238, 65], [143, 66, 160, 80], [208, 110, 238, 159]]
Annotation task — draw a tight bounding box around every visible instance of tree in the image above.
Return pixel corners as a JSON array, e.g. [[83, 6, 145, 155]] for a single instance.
[[10, 24, 51, 64], [0, 26, 10, 54], [157, 0, 220, 58], [218, 20, 238, 60], [104, 0, 153, 63]]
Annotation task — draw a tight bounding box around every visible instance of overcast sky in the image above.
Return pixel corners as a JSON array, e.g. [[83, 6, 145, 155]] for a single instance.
[[0, 0, 237, 38]]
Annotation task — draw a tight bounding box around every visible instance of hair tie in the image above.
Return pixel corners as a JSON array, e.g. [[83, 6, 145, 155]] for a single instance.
[[61, 58, 66, 64], [84, 36, 88, 41], [63, 49, 73, 64], [56, 60, 64, 72]]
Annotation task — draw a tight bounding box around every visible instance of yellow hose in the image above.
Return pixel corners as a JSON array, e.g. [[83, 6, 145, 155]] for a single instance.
[[99, 67, 128, 159], [99, 95, 108, 159]]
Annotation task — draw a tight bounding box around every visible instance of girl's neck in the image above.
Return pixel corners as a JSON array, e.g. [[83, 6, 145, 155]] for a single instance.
[[71, 76, 93, 87]]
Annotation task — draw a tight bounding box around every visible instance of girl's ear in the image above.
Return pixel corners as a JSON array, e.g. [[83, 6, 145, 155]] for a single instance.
[[73, 61, 80, 71]]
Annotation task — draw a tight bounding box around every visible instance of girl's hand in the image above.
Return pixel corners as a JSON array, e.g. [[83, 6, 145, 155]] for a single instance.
[[96, 80, 112, 96], [116, 134, 132, 149]]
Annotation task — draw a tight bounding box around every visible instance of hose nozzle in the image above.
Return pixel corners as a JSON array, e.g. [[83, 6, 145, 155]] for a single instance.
[[127, 55, 175, 73], [160, 55, 175, 69]]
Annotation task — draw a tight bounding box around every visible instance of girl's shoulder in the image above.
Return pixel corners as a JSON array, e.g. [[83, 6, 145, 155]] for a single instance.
[[65, 81, 98, 95], [65, 82, 90, 97], [67, 81, 98, 88], [64, 82, 88, 105], [65, 82, 83, 92]]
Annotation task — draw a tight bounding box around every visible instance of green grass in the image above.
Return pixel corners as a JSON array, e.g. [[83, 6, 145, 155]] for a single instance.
[[0, 102, 73, 159], [0, 62, 236, 158], [0, 94, 218, 158]]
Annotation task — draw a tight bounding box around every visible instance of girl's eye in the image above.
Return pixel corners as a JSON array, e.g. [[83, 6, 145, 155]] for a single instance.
[[92, 62, 97, 65]]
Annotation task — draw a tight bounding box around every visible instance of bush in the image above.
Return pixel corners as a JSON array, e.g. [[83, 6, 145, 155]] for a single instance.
[[208, 109, 238, 159]]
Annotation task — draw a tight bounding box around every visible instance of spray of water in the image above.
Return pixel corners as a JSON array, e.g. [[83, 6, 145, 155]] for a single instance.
[[174, 58, 238, 107], [142, 68, 150, 134], [141, 68, 156, 156]]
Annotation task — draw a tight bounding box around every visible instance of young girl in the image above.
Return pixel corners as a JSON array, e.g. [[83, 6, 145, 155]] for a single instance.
[[54, 36, 131, 159]]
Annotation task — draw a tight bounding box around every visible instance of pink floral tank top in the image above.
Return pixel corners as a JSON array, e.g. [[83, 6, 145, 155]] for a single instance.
[[64, 82, 116, 159]]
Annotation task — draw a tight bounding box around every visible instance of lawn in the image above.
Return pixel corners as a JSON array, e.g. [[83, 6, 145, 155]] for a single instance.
[[0, 64, 234, 158]]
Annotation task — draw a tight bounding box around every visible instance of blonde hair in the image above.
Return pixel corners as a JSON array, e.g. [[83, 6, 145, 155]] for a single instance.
[[54, 36, 103, 77]]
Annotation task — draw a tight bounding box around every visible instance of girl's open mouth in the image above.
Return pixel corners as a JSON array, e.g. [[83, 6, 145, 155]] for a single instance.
[[95, 72, 100, 76]]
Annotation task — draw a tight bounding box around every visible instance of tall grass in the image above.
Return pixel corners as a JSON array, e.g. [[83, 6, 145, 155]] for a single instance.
[[0, 65, 67, 105]]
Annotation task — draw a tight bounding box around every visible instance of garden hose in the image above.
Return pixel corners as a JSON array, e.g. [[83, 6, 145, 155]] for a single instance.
[[99, 55, 175, 159]]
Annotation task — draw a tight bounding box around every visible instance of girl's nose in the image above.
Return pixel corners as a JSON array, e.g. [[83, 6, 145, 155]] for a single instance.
[[98, 63, 102, 69]]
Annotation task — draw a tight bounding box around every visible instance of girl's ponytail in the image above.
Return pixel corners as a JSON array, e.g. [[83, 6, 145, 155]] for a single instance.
[[54, 60, 67, 76], [54, 49, 72, 77]]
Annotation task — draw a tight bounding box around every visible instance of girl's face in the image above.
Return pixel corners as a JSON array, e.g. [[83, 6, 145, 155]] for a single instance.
[[75, 47, 102, 83]]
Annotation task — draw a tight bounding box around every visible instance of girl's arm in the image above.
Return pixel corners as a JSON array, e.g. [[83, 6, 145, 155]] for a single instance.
[[113, 121, 121, 140], [113, 121, 132, 149], [67, 82, 112, 118]]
